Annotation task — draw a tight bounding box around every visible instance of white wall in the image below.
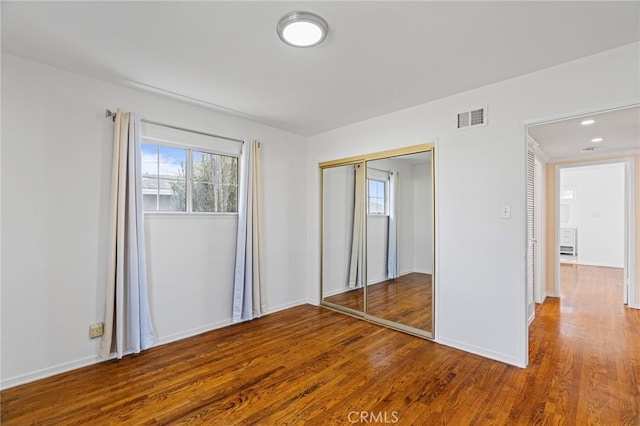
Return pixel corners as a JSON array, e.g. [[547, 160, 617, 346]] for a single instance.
[[321, 165, 356, 296], [367, 215, 389, 284], [306, 42, 640, 367], [413, 161, 433, 274], [560, 163, 625, 268], [1, 53, 308, 388]]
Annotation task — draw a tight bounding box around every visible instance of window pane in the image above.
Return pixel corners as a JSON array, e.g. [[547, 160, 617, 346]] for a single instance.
[[192, 151, 238, 212], [158, 146, 186, 178], [221, 184, 238, 213], [192, 182, 214, 212], [158, 178, 186, 212], [141, 142, 186, 211], [141, 143, 158, 175], [368, 179, 385, 215], [143, 193, 158, 211]]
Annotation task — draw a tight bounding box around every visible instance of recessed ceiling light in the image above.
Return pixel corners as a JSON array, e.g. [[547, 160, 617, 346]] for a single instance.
[[277, 11, 328, 48], [591, 137, 604, 143], [580, 119, 595, 126]]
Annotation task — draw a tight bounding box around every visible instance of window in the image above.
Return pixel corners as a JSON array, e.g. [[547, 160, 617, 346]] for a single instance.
[[141, 142, 238, 213], [560, 186, 577, 200], [367, 179, 386, 215]]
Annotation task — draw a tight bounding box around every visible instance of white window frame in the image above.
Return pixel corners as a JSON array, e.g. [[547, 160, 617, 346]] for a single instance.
[[141, 139, 239, 216], [367, 177, 388, 216]]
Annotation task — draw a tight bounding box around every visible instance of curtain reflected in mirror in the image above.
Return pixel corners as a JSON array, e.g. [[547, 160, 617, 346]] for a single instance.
[[321, 163, 365, 314], [366, 151, 433, 333], [320, 144, 434, 339]]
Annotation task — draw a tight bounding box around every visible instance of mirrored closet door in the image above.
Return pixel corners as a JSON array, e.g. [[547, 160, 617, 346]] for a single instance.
[[320, 144, 434, 339], [321, 161, 366, 315]]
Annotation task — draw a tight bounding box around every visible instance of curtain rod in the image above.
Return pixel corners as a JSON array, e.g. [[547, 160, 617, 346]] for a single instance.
[[105, 109, 244, 144], [367, 166, 393, 175]]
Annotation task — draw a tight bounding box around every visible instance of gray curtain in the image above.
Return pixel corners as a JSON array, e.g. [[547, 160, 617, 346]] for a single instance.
[[348, 164, 365, 288], [232, 139, 264, 322], [100, 110, 154, 359], [387, 172, 399, 279]]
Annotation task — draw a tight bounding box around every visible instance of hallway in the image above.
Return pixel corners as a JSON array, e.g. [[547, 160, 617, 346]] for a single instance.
[[528, 264, 638, 423]]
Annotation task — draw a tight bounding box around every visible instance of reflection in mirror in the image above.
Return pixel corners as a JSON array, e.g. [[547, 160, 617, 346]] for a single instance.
[[366, 151, 433, 332], [321, 163, 365, 313]]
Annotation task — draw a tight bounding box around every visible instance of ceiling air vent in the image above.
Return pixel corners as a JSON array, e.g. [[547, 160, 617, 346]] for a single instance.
[[457, 106, 487, 130]]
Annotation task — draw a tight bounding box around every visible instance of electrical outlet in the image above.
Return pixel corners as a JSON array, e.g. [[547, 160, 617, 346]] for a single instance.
[[89, 322, 104, 339]]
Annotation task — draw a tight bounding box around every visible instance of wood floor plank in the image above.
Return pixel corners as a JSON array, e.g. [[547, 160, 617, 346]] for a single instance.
[[323, 272, 433, 331], [2, 264, 639, 424]]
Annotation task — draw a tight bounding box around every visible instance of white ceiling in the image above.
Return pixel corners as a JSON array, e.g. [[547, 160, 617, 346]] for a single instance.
[[2, 1, 639, 136], [528, 106, 640, 161]]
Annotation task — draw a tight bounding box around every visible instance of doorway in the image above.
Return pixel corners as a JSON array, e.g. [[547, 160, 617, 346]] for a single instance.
[[557, 161, 628, 302], [526, 105, 639, 312]]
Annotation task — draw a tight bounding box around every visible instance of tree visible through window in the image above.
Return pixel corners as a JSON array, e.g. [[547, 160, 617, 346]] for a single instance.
[[141, 142, 238, 213], [191, 151, 238, 213]]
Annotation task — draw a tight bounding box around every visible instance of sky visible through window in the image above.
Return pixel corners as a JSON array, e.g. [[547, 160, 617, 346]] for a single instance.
[[368, 179, 385, 215], [140, 142, 238, 213], [141, 143, 185, 177]]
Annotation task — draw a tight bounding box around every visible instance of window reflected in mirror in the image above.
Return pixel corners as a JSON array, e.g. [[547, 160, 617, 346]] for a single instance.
[[320, 144, 434, 339], [366, 151, 433, 332]]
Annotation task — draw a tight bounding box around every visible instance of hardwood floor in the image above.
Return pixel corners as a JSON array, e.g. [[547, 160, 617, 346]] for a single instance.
[[2, 265, 638, 424], [323, 273, 433, 331], [323, 286, 364, 312]]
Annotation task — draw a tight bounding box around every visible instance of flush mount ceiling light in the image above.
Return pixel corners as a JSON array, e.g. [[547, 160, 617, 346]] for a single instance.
[[580, 119, 595, 126], [591, 137, 604, 143], [277, 11, 328, 47]]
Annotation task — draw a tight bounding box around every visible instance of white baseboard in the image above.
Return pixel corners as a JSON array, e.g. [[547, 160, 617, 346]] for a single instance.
[[1, 299, 308, 390], [399, 268, 432, 276], [436, 336, 526, 368], [154, 319, 233, 347], [367, 276, 388, 285], [561, 260, 624, 269], [1, 354, 110, 390], [322, 287, 353, 297], [264, 299, 307, 315], [1, 318, 234, 390], [151, 299, 308, 346]]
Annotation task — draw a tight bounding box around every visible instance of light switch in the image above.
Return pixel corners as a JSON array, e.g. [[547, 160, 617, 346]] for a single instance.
[[501, 205, 511, 219]]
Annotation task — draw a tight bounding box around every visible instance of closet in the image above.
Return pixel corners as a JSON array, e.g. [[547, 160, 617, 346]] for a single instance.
[[320, 144, 435, 338]]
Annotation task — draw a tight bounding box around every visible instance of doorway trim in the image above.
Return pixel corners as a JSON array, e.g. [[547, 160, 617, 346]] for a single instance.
[[523, 102, 639, 311]]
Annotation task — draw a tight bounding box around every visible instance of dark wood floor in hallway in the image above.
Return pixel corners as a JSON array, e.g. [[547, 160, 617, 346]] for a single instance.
[[1, 264, 638, 424]]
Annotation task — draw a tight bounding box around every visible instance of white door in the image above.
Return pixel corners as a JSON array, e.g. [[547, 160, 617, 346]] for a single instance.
[[534, 158, 544, 304], [526, 149, 536, 324]]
